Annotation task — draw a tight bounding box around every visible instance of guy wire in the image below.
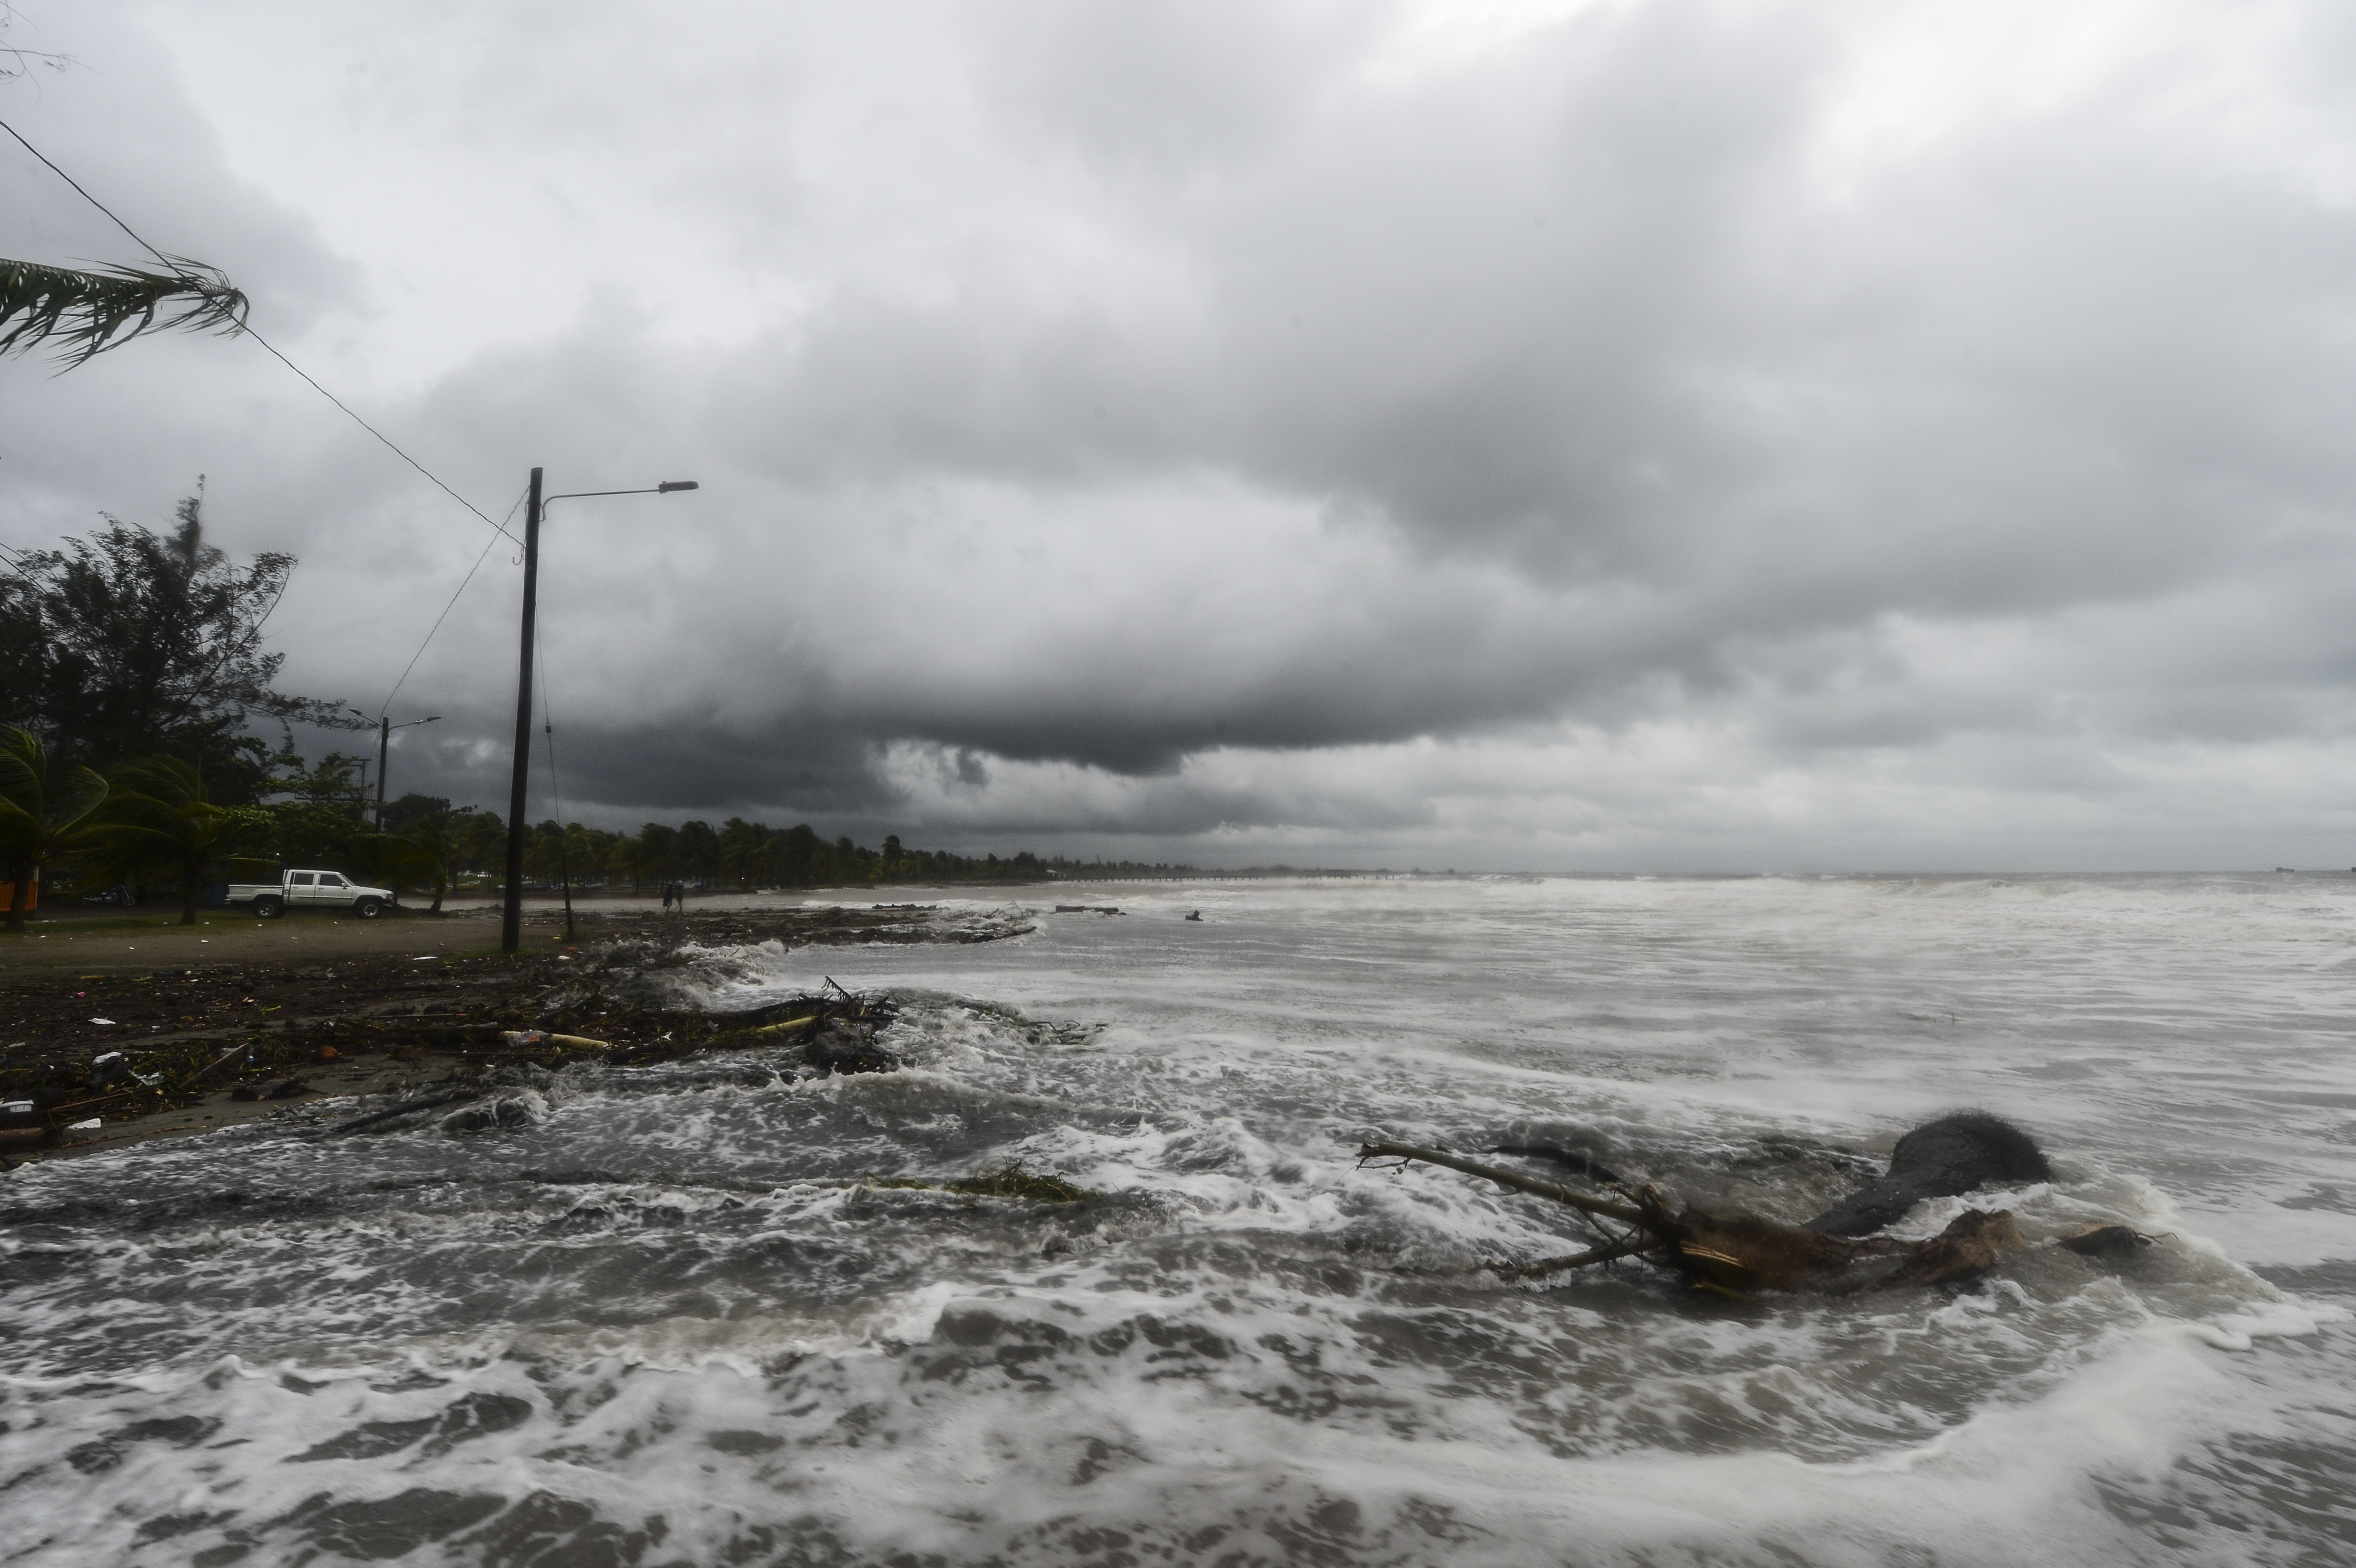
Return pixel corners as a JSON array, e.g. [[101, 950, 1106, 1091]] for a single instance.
[[378, 484, 527, 717]]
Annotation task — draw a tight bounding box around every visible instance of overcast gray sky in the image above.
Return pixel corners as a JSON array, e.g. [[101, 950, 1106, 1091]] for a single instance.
[[5, 0, 2355, 869]]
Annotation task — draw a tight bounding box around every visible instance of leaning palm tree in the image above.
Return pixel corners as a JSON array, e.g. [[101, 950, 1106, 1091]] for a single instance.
[[0, 724, 108, 932], [0, 256, 247, 365], [91, 756, 264, 925]]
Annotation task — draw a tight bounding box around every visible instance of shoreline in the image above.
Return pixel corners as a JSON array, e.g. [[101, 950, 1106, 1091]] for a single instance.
[[0, 898, 1037, 1168]]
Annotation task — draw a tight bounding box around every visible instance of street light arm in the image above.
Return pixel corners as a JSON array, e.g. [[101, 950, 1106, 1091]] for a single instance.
[[543, 482, 702, 506]]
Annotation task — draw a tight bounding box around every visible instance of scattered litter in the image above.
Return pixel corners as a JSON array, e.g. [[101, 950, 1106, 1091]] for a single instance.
[[501, 1030, 610, 1051], [66, 1117, 100, 1130], [88, 1017, 116, 1026], [2, 1100, 32, 1116]]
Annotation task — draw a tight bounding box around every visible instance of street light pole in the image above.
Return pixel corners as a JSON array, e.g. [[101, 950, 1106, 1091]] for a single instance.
[[500, 471, 699, 954]]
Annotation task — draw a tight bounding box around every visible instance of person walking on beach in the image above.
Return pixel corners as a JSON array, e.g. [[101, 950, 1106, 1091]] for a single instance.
[[661, 882, 674, 914]]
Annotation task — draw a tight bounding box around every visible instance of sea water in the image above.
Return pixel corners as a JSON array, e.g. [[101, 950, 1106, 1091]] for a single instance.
[[2, 874, 2351, 1566]]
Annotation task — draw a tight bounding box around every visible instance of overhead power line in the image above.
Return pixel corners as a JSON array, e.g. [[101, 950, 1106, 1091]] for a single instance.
[[0, 114, 517, 548], [378, 483, 529, 717]]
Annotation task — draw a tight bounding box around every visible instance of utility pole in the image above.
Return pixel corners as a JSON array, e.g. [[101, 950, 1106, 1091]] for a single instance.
[[350, 708, 442, 831], [499, 468, 697, 954], [374, 716, 389, 829], [502, 467, 543, 954]]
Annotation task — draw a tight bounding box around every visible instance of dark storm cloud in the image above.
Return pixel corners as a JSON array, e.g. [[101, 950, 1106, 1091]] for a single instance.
[[11, 0, 2356, 864]]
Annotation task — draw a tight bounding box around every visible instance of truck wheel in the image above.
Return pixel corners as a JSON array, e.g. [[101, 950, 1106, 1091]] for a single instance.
[[255, 896, 284, 920], [354, 897, 384, 919]]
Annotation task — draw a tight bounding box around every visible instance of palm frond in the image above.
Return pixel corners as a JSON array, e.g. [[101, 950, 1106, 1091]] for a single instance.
[[0, 255, 249, 365]]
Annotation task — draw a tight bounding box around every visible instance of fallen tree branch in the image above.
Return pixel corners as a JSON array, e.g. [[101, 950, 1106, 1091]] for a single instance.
[[1364, 1137, 2027, 1297], [1357, 1141, 1649, 1227]]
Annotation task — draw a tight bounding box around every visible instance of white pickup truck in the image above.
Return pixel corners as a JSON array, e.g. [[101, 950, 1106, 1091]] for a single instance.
[[219, 869, 396, 920]]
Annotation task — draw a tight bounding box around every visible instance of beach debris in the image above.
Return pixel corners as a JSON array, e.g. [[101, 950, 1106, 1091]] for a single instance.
[[1363, 1113, 2069, 1297], [330, 1088, 485, 1136], [1053, 905, 1122, 915], [2060, 1221, 2156, 1259], [718, 978, 904, 1075], [88, 1050, 129, 1087], [805, 1023, 899, 1075], [500, 1029, 610, 1051], [0, 1098, 47, 1154], [228, 1078, 309, 1102]]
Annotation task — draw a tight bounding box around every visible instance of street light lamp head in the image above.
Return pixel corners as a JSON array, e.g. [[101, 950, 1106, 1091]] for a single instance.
[[657, 480, 700, 493]]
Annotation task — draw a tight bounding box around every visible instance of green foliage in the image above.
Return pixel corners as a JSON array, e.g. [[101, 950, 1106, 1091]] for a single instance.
[[530, 817, 1190, 891], [382, 793, 451, 832], [0, 725, 108, 932], [0, 255, 248, 365], [453, 809, 507, 875], [238, 797, 379, 878], [88, 756, 268, 925], [384, 810, 467, 912], [2, 494, 351, 796]]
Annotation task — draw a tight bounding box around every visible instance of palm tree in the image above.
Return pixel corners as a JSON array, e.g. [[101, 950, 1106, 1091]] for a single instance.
[[384, 814, 462, 912], [0, 725, 107, 932], [1, 256, 247, 365], [92, 757, 262, 925], [718, 817, 770, 889]]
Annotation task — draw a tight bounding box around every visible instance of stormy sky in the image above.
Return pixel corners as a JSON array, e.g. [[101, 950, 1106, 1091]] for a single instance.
[[6, 0, 2356, 869]]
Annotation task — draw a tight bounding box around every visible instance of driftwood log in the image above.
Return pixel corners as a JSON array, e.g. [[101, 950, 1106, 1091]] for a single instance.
[[1359, 1140, 2024, 1297]]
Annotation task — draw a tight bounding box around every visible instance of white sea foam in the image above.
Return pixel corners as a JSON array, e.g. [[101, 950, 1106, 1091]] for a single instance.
[[2, 874, 2351, 1565]]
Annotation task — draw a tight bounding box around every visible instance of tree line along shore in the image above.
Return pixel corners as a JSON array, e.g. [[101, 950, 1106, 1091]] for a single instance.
[[2, 493, 1194, 931]]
